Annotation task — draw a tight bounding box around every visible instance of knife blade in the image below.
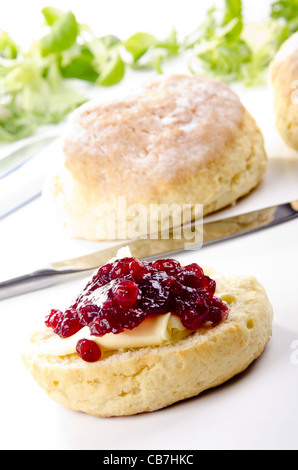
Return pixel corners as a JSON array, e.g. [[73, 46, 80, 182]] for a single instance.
[[0, 136, 58, 180], [0, 199, 297, 300], [0, 136, 59, 219]]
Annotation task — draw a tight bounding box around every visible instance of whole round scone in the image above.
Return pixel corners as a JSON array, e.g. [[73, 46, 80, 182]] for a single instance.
[[270, 32, 298, 150], [44, 74, 267, 240], [22, 268, 273, 418]]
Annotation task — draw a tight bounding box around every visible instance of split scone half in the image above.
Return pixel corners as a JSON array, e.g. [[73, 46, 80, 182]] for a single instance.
[[22, 255, 273, 417], [270, 32, 298, 151]]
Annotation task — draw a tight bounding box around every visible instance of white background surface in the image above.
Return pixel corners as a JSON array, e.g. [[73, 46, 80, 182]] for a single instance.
[[1, 0, 298, 451]]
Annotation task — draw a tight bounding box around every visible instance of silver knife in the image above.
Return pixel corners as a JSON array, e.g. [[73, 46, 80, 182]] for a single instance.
[[0, 199, 297, 300], [0, 136, 58, 180], [0, 136, 59, 219]]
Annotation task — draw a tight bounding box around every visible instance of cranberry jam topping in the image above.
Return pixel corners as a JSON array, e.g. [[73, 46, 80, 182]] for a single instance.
[[45, 257, 229, 361]]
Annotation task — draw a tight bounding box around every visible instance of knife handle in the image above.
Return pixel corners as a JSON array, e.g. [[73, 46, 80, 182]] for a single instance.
[[0, 267, 86, 301]]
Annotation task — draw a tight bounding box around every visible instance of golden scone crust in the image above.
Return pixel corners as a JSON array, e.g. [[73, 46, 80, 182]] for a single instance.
[[44, 74, 267, 240], [22, 273, 273, 417], [270, 32, 298, 150]]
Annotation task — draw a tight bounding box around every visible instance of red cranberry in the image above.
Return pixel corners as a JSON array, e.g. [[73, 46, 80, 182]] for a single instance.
[[138, 274, 170, 314], [89, 307, 146, 337], [96, 263, 113, 283], [83, 263, 113, 291], [180, 295, 210, 329], [76, 339, 101, 362], [164, 278, 183, 295], [152, 259, 182, 274], [177, 270, 202, 288], [110, 258, 134, 280], [209, 297, 229, 325], [89, 316, 113, 337], [199, 276, 216, 298], [129, 259, 150, 281], [77, 304, 99, 326], [184, 263, 204, 277], [45, 309, 62, 329], [113, 280, 139, 307], [180, 307, 207, 330], [54, 309, 83, 338]]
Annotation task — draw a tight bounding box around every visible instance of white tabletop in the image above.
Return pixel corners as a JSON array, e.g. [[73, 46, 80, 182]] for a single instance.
[[1, 0, 298, 451]]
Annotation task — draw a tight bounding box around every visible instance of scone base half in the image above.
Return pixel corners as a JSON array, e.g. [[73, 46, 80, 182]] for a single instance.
[[22, 275, 273, 417]]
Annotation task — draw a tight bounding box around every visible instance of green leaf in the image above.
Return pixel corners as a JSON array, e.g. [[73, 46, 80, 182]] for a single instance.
[[0, 113, 38, 141], [20, 61, 86, 119], [197, 39, 252, 83], [99, 35, 121, 49], [1, 59, 40, 94], [124, 29, 179, 74], [182, 7, 217, 49], [40, 11, 78, 54], [41, 6, 64, 25], [271, 0, 298, 21], [124, 33, 158, 61], [223, 0, 243, 40], [158, 28, 179, 54], [60, 46, 99, 81], [271, 0, 298, 35], [97, 51, 125, 86], [149, 49, 170, 74], [0, 31, 19, 59]]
